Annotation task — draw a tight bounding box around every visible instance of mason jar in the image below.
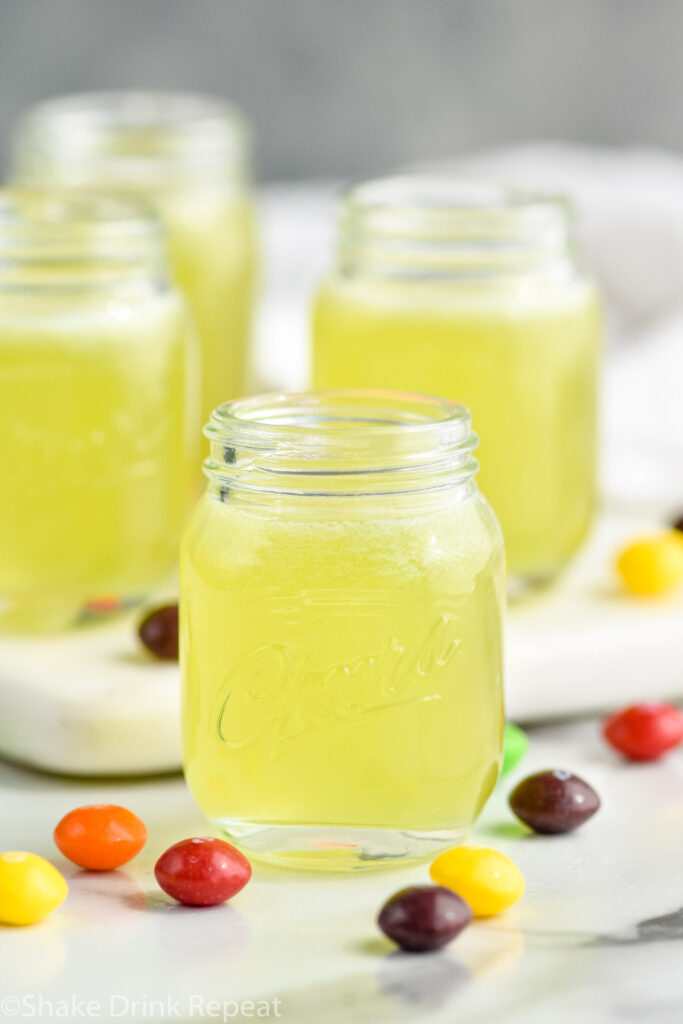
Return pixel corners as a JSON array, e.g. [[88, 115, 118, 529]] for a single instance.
[[313, 177, 602, 588], [12, 91, 257, 427], [0, 190, 197, 631], [181, 390, 504, 870]]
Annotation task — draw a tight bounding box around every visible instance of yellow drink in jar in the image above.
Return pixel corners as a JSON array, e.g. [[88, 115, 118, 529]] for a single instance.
[[162, 189, 255, 420], [181, 391, 504, 869], [312, 178, 602, 585], [12, 92, 257, 427], [314, 279, 600, 580], [0, 191, 196, 630]]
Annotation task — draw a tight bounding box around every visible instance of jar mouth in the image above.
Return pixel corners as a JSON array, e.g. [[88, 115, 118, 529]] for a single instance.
[[338, 174, 574, 281], [344, 174, 566, 215], [0, 188, 164, 291], [205, 390, 478, 498], [13, 91, 250, 189]]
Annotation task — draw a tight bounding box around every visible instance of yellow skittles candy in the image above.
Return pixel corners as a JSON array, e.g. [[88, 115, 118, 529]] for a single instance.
[[430, 845, 524, 918], [0, 851, 68, 926]]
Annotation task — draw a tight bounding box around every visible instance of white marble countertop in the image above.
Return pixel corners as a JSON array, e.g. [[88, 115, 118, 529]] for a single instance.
[[1, 717, 682, 1024]]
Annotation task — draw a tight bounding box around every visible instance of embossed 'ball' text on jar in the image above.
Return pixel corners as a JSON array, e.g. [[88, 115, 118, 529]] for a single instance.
[[180, 390, 505, 870], [12, 92, 257, 427], [312, 178, 602, 589], [0, 190, 198, 631]]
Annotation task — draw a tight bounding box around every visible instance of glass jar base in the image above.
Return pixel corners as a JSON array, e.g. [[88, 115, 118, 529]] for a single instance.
[[0, 592, 141, 633], [213, 820, 471, 872]]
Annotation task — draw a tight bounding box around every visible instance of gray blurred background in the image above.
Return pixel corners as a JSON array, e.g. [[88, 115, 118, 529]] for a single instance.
[[0, 0, 681, 181]]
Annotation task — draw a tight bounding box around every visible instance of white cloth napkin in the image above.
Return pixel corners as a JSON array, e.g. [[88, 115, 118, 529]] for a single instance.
[[448, 143, 683, 333]]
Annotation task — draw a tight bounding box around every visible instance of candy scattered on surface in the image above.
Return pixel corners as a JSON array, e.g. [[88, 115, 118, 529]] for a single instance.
[[615, 532, 683, 596], [429, 845, 524, 918], [501, 723, 529, 777], [138, 603, 179, 660], [54, 804, 147, 870], [0, 851, 68, 926], [84, 594, 124, 615], [154, 837, 252, 907], [509, 769, 600, 834], [377, 885, 472, 953], [603, 702, 683, 761]]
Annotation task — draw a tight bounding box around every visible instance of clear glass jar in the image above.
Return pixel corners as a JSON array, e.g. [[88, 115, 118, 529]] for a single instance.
[[181, 390, 504, 870], [0, 189, 197, 630], [313, 177, 602, 588], [12, 91, 257, 427]]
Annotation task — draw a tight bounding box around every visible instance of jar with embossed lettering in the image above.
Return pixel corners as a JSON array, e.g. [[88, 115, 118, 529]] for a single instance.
[[180, 390, 505, 870], [0, 189, 197, 631]]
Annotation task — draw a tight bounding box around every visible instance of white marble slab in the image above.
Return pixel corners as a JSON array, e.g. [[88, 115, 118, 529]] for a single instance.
[[1, 500, 681, 775], [0, 610, 180, 775]]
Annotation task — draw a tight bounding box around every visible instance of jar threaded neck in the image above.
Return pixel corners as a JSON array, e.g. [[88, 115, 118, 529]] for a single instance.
[[204, 390, 479, 500], [336, 175, 576, 282], [0, 188, 166, 292]]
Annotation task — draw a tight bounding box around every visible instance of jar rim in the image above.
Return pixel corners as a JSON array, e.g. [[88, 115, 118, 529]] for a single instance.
[[342, 174, 569, 220], [0, 187, 161, 237], [13, 91, 250, 188], [208, 388, 471, 437]]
